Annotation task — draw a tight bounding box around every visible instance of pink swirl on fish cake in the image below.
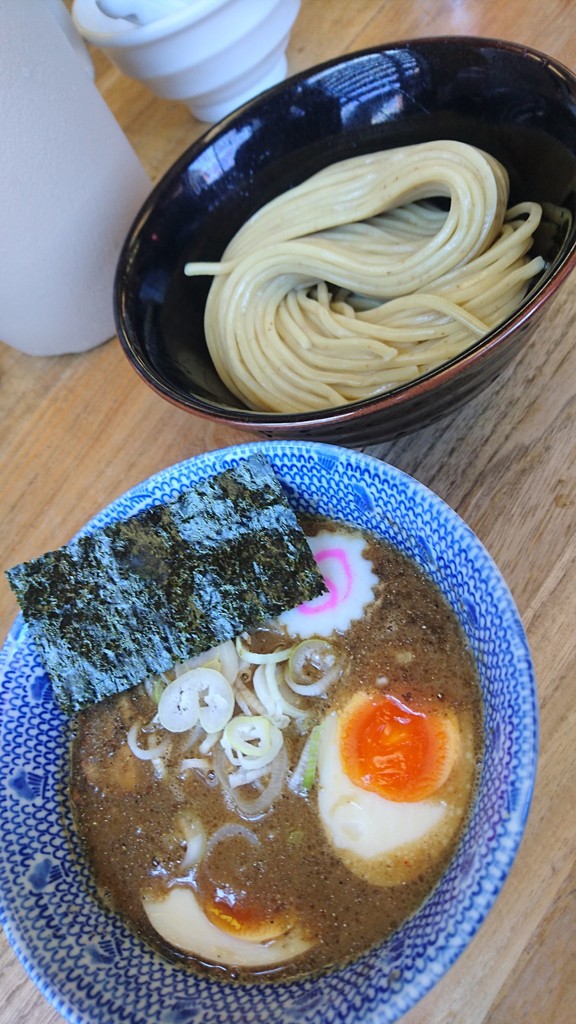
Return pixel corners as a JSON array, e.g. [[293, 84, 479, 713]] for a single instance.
[[278, 530, 378, 638]]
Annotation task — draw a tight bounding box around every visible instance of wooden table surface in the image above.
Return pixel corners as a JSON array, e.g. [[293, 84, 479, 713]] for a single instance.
[[1, 1, 575, 1022]]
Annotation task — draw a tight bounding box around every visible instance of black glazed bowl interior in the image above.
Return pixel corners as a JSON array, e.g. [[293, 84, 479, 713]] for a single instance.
[[115, 36, 576, 447]]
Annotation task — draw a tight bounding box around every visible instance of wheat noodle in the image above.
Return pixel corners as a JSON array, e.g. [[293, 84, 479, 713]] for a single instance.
[[184, 141, 544, 413]]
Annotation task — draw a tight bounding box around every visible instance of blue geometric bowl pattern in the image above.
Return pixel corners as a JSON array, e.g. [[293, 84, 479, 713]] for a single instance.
[[0, 440, 538, 1024]]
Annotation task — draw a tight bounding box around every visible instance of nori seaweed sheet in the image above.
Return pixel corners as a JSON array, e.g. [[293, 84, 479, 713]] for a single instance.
[[6, 454, 326, 714]]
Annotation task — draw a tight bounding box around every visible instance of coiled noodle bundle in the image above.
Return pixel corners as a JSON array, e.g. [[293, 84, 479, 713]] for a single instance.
[[184, 141, 544, 413]]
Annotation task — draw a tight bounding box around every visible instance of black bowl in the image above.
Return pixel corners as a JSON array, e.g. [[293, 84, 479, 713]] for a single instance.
[[115, 36, 576, 447]]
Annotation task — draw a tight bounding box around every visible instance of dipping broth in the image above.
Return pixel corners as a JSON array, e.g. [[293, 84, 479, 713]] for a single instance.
[[69, 519, 483, 982]]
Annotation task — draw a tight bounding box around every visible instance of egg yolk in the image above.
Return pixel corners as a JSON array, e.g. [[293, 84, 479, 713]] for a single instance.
[[339, 691, 460, 802], [203, 885, 294, 942]]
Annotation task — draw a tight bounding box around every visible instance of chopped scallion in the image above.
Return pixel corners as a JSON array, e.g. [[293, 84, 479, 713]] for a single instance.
[[302, 725, 321, 790]]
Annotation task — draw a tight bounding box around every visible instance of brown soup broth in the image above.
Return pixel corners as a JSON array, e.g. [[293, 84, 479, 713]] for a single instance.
[[69, 518, 483, 983]]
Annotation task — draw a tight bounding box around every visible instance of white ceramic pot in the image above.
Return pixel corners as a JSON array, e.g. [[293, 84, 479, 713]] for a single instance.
[[72, 0, 301, 122], [0, 0, 151, 356]]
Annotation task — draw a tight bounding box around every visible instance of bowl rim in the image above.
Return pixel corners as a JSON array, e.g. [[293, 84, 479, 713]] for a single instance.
[[114, 34, 576, 430]]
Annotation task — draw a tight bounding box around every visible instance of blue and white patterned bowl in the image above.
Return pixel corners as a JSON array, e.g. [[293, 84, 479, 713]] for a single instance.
[[0, 441, 538, 1024]]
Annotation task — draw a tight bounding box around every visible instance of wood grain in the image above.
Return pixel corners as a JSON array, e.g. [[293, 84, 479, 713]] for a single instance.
[[1, 2, 575, 1022]]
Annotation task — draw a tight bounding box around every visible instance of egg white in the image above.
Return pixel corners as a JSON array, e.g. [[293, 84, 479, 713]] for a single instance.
[[317, 709, 474, 887], [143, 886, 313, 968]]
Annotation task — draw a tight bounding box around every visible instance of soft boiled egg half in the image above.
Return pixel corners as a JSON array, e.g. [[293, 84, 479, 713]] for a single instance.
[[143, 886, 313, 968], [317, 689, 477, 887]]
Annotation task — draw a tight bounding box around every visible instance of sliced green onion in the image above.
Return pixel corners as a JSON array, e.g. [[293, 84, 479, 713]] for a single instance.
[[217, 639, 241, 683], [158, 667, 234, 734], [179, 820, 206, 871], [302, 725, 321, 789], [127, 722, 170, 761], [152, 678, 165, 705], [213, 743, 288, 819], [236, 635, 293, 665], [253, 661, 306, 725], [233, 674, 267, 717], [174, 639, 239, 685], [221, 714, 284, 770], [198, 730, 222, 755], [157, 673, 200, 733], [196, 670, 235, 733], [287, 829, 305, 846], [286, 639, 345, 697], [288, 724, 321, 795], [180, 757, 211, 773]]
